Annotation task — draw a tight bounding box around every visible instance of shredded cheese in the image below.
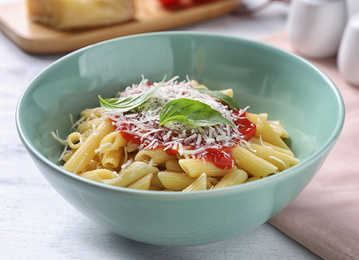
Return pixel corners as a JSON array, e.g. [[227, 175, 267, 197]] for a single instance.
[[103, 77, 250, 158]]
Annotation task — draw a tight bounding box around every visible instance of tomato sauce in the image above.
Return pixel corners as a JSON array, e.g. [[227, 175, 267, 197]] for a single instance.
[[113, 109, 256, 170], [232, 110, 256, 142], [109, 80, 256, 170], [196, 111, 256, 169]]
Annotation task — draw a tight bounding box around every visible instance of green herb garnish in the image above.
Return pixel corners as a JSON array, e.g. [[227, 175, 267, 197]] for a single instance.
[[195, 88, 240, 110], [98, 76, 166, 113], [159, 98, 235, 127], [99, 76, 236, 128]]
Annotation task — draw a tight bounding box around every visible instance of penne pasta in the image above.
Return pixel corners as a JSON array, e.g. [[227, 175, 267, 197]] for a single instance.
[[151, 173, 166, 190], [62, 120, 115, 173], [246, 113, 290, 150], [83, 158, 101, 172], [165, 159, 184, 173], [249, 137, 294, 156], [219, 88, 233, 97], [135, 148, 176, 165], [244, 143, 299, 171], [191, 80, 208, 89], [67, 132, 83, 149], [80, 169, 118, 183], [179, 159, 230, 178], [80, 107, 105, 119], [61, 150, 74, 162], [207, 177, 219, 187], [183, 173, 207, 192], [269, 120, 289, 139], [213, 167, 248, 189], [245, 176, 262, 183], [102, 149, 122, 169], [105, 161, 159, 187], [98, 131, 127, 153], [231, 145, 278, 177], [126, 140, 139, 153], [127, 173, 153, 190], [77, 118, 103, 134], [157, 171, 196, 191], [57, 77, 299, 191]]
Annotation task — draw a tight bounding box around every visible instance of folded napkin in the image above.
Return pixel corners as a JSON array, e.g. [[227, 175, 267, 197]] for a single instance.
[[262, 31, 359, 260]]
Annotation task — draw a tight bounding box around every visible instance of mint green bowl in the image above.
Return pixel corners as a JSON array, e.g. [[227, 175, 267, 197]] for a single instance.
[[16, 32, 344, 246]]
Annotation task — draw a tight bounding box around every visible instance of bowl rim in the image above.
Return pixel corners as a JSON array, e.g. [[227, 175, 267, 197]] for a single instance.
[[15, 31, 345, 198]]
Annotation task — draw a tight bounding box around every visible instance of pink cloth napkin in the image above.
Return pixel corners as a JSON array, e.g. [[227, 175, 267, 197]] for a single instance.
[[262, 31, 359, 260]]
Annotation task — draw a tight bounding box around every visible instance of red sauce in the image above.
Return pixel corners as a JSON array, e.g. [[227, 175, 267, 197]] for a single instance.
[[110, 81, 256, 170], [232, 110, 257, 142], [195, 111, 256, 169], [164, 147, 178, 156], [197, 147, 234, 169], [113, 109, 256, 170], [119, 131, 141, 145]]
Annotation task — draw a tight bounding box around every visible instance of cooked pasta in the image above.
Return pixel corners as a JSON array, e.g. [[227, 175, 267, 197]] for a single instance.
[[56, 76, 299, 191]]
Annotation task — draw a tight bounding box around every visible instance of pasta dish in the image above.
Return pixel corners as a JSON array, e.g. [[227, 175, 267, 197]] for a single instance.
[[54, 76, 299, 191]]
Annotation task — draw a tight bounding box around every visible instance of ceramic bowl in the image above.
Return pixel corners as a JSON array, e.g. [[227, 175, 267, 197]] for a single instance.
[[16, 32, 344, 246]]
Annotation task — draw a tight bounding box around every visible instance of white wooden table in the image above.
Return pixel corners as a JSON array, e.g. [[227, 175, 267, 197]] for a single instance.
[[5, 1, 357, 259]]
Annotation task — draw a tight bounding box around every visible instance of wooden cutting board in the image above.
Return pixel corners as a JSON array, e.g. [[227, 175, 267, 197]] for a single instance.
[[0, 0, 242, 54]]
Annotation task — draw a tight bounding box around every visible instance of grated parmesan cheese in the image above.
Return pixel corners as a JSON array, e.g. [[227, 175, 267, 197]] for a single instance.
[[103, 77, 252, 159]]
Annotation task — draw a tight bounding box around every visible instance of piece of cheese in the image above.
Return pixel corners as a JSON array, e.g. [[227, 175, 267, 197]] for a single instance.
[[27, 0, 135, 30]]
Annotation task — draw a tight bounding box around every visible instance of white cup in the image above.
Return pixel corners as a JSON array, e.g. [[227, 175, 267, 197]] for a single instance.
[[287, 0, 348, 59], [338, 12, 359, 86]]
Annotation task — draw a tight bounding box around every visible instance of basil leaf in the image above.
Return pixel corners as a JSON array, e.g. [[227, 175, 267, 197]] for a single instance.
[[99, 76, 166, 112], [196, 88, 240, 110], [159, 98, 235, 127]]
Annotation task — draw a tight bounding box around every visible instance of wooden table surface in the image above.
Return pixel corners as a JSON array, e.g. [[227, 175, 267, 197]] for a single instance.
[[4, 0, 358, 259]]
